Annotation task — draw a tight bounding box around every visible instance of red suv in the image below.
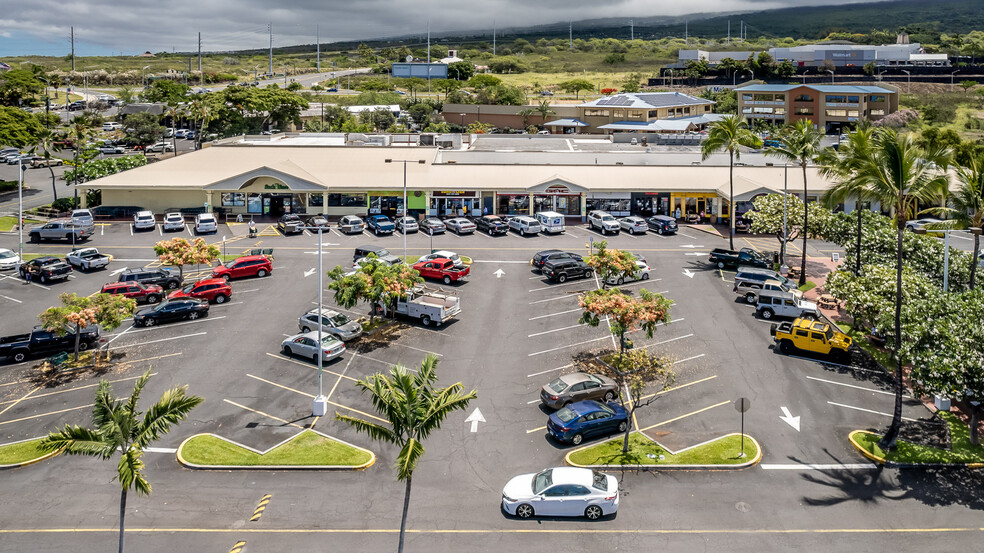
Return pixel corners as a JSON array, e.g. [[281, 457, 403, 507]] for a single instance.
[[101, 281, 164, 304], [167, 278, 232, 304], [212, 255, 272, 281]]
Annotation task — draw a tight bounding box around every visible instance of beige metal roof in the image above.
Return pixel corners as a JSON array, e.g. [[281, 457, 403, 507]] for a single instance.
[[81, 144, 837, 196]]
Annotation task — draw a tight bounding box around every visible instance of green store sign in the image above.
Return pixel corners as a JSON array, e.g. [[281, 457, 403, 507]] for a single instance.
[[264, 183, 289, 190]]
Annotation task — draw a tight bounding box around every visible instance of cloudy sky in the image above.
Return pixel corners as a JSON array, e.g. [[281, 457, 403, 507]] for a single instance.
[[1, 0, 876, 57]]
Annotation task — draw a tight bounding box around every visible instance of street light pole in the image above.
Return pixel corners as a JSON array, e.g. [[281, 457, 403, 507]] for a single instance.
[[781, 163, 788, 271], [309, 225, 328, 416], [901, 69, 910, 93], [951, 70, 960, 92], [17, 157, 24, 264], [385, 158, 427, 261]]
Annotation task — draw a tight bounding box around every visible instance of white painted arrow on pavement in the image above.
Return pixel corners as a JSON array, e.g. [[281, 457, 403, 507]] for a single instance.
[[779, 406, 801, 431], [683, 269, 695, 278], [681, 244, 704, 249], [493, 269, 505, 278], [465, 408, 486, 432], [109, 267, 128, 276], [304, 268, 316, 277]]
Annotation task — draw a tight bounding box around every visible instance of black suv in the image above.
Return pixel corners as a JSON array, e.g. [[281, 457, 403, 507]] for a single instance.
[[542, 258, 593, 283], [646, 215, 678, 235], [531, 250, 582, 272], [118, 267, 182, 290], [475, 215, 508, 235]]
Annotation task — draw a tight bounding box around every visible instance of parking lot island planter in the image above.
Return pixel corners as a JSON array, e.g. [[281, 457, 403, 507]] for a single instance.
[[0, 437, 60, 469], [565, 432, 761, 470], [849, 412, 984, 468], [177, 430, 375, 470]]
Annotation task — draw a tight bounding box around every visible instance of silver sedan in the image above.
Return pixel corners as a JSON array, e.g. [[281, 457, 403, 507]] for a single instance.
[[446, 217, 476, 234], [281, 331, 346, 363], [298, 308, 363, 341]]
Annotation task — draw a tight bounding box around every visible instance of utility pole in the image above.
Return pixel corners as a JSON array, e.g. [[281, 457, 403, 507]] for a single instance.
[[268, 23, 273, 77], [630, 20, 634, 41], [686, 21, 688, 46], [198, 32, 202, 86], [727, 21, 731, 45], [316, 24, 320, 72], [70, 26, 75, 71], [427, 20, 431, 63], [493, 19, 496, 56], [569, 21, 573, 50]]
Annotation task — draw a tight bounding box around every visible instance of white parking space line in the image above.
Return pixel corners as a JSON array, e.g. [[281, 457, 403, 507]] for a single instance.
[[0, 294, 22, 303], [678, 232, 698, 239], [610, 278, 663, 289], [761, 463, 878, 470], [827, 401, 918, 421], [528, 308, 582, 321], [0, 404, 93, 427], [639, 333, 694, 349], [673, 353, 705, 365], [528, 335, 611, 357], [186, 225, 193, 237], [100, 225, 105, 236], [330, 228, 341, 237], [628, 317, 685, 334], [216, 301, 244, 307], [529, 280, 592, 293], [566, 232, 579, 238], [527, 363, 573, 378], [0, 274, 50, 290], [105, 316, 226, 336], [806, 375, 909, 398], [158, 225, 163, 236], [129, 226, 133, 236], [386, 341, 444, 357], [527, 399, 541, 404], [112, 331, 208, 350], [529, 275, 544, 280], [527, 323, 585, 338], [237, 288, 260, 293], [784, 354, 882, 372], [528, 294, 579, 305]]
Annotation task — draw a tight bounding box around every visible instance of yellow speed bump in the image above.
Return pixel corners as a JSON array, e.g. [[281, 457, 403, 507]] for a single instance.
[[250, 494, 272, 522]]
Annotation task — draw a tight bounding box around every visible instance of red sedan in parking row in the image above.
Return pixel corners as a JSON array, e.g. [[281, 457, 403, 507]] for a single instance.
[[100, 281, 164, 304], [212, 255, 272, 280], [168, 278, 232, 304]]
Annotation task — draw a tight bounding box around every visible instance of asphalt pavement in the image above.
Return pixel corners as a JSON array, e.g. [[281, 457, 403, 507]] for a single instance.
[[0, 220, 979, 553]]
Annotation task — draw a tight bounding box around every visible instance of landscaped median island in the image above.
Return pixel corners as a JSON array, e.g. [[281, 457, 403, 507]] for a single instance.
[[851, 412, 984, 467], [0, 216, 41, 232], [0, 437, 59, 468], [177, 429, 375, 469], [566, 432, 760, 469]]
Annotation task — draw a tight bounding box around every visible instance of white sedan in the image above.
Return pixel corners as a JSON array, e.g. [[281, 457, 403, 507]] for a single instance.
[[0, 248, 20, 270], [605, 260, 651, 286], [281, 331, 346, 363], [418, 250, 464, 268], [502, 467, 619, 520]]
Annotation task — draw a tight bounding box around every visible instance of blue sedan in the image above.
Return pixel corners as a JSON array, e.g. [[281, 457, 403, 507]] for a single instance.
[[547, 400, 629, 445]]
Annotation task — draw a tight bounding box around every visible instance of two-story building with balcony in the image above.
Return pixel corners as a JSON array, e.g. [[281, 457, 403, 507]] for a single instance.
[[737, 83, 898, 134]]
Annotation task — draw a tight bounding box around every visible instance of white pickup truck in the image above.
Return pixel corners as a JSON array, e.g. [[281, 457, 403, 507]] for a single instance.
[[378, 285, 461, 327], [66, 247, 112, 271]]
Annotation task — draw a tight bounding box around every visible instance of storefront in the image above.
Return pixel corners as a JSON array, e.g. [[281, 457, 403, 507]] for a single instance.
[[497, 193, 531, 215], [630, 192, 671, 217], [214, 181, 317, 217], [430, 191, 481, 217], [530, 183, 584, 217], [669, 192, 719, 222], [586, 192, 631, 217]]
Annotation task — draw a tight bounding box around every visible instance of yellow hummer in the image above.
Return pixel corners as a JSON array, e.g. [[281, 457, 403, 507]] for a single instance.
[[771, 317, 852, 359]]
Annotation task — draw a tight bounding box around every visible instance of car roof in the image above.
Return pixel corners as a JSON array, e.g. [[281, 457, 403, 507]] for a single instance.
[[296, 330, 341, 341], [548, 466, 595, 487], [194, 278, 227, 285], [234, 255, 267, 262], [567, 399, 608, 416], [307, 308, 342, 317], [559, 372, 592, 385]]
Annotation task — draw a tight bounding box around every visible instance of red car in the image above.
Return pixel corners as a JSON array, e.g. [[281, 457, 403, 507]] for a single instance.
[[412, 258, 470, 285], [167, 278, 232, 304], [100, 281, 164, 304], [211, 255, 272, 280]]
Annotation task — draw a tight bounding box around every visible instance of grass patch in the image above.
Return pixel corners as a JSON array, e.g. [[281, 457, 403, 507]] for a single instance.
[[0, 438, 50, 465], [360, 317, 392, 333], [217, 254, 241, 263], [0, 216, 41, 232], [180, 430, 372, 467], [854, 412, 984, 464], [568, 432, 756, 466], [798, 281, 817, 292], [839, 322, 894, 371]]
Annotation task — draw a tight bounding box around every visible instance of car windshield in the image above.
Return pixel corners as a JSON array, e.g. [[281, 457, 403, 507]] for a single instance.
[[329, 313, 350, 326], [533, 469, 553, 494], [555, 406, 577, 423], [0, 251, 14, 259], [591, 471, 609, 491], [824, 326, 834, 340], [180, 284, 196, 293], [547, 378, 567, 393], [586, 374, 603, 384], [153, 302, 169, 312], [321, 335, 341, 346], [601, 215, 614, 221]]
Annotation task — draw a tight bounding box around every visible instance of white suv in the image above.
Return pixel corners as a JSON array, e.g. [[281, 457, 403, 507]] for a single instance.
[[195, 213, 217, 234], [102, 122, 122, 131], [588, 211, 620, 235], [162, 212, 185, 232], [133, 210, 156, 231], [146, 142, 174, 153], [508, 216, 541, 236]]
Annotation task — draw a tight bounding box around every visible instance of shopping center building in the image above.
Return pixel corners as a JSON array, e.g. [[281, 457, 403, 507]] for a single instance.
[[79, 133, 846, 222]]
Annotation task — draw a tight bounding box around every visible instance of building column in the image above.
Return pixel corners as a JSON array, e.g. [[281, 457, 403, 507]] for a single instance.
[[205, 191, 214, 213], [580, 194, 587, 222], [528, 193, 534, 215]]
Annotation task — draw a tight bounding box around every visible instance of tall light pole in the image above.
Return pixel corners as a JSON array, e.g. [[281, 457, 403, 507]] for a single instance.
[[951, 70, 960, 92], [901, 69, 910, 93], [306, 224, 328, 416], [17, 157, 24, 265], [385, 158, 426, 261], [824, 69, 834, 84], [781, 163, 788, 271], [142, 65, 150, 88], [800, 69, 811, 85], [913, 227, 982, 291]]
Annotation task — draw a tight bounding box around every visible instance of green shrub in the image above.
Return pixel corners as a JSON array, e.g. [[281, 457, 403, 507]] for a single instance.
[[51, 197, 79, 211]]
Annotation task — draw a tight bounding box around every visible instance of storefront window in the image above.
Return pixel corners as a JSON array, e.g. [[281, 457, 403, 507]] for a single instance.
[[586, 198, 630, 215], [247, 193, 262, 214], [497, 195, 529, 215], [221, 193, 245, 207], [326, 194, 366, 207], [309, 193, 324, 207]]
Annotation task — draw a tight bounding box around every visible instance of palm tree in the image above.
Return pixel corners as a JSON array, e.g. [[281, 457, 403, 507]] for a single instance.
[[39, 370, 203, 553], [819, 123, 877, 276], [67, 114, 96, 206], [30, 127, 62, 201], [337, 355, 476, 553], [517, 108, 535, 130], [949, 152, 984, 289], [166, 103, 184, 157], [767, 119, 827, 286], [535, 99, 555, 126], [824, 130, 950, 449], [701, 115, 762, 249]]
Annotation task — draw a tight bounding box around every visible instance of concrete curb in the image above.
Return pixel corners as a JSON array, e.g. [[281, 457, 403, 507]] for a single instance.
[[849, 430, 984, 469], [564, 432, 762, 471], [0, 437, 60, 469], [683, 224, 725, 240], [176, 430, 376, 471]]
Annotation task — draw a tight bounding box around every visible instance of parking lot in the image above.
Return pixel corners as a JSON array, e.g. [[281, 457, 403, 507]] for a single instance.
[[0, 217, 976, 552]]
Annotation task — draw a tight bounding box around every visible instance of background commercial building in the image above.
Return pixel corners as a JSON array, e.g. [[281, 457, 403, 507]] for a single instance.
[[737, 83, 898, 133]]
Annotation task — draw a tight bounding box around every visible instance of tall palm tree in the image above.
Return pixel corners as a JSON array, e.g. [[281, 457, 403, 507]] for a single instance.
[[767, 119, 827, 286], [701, 115, 762, 249], [337, 355, 476, 553], [535, 99, 555, 125], [819, 123, 877, 276], [30, 127, 62, 201], [187, 98, 215, 150], [67, 114, 96, 206], [166, 103, 184, 157], [39, 370, 203, 553], [825, 130, 950, 449], [949, 152, 984, 289]]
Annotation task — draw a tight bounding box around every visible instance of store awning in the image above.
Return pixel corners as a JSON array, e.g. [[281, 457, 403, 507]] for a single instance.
[[543, 118, 589, 127]]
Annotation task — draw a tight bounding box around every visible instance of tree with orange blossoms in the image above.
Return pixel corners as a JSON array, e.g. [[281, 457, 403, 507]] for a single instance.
[[40, 293, 137, 361], [583, 240, 638, 288], [153, 237, 220, 279], [327, 255, 423, 323]]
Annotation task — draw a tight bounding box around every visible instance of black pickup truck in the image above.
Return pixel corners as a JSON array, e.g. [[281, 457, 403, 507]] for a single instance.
[[708, 247, 773, 270], [19, 256, 73, 283], [0, 326, 101, 363]]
